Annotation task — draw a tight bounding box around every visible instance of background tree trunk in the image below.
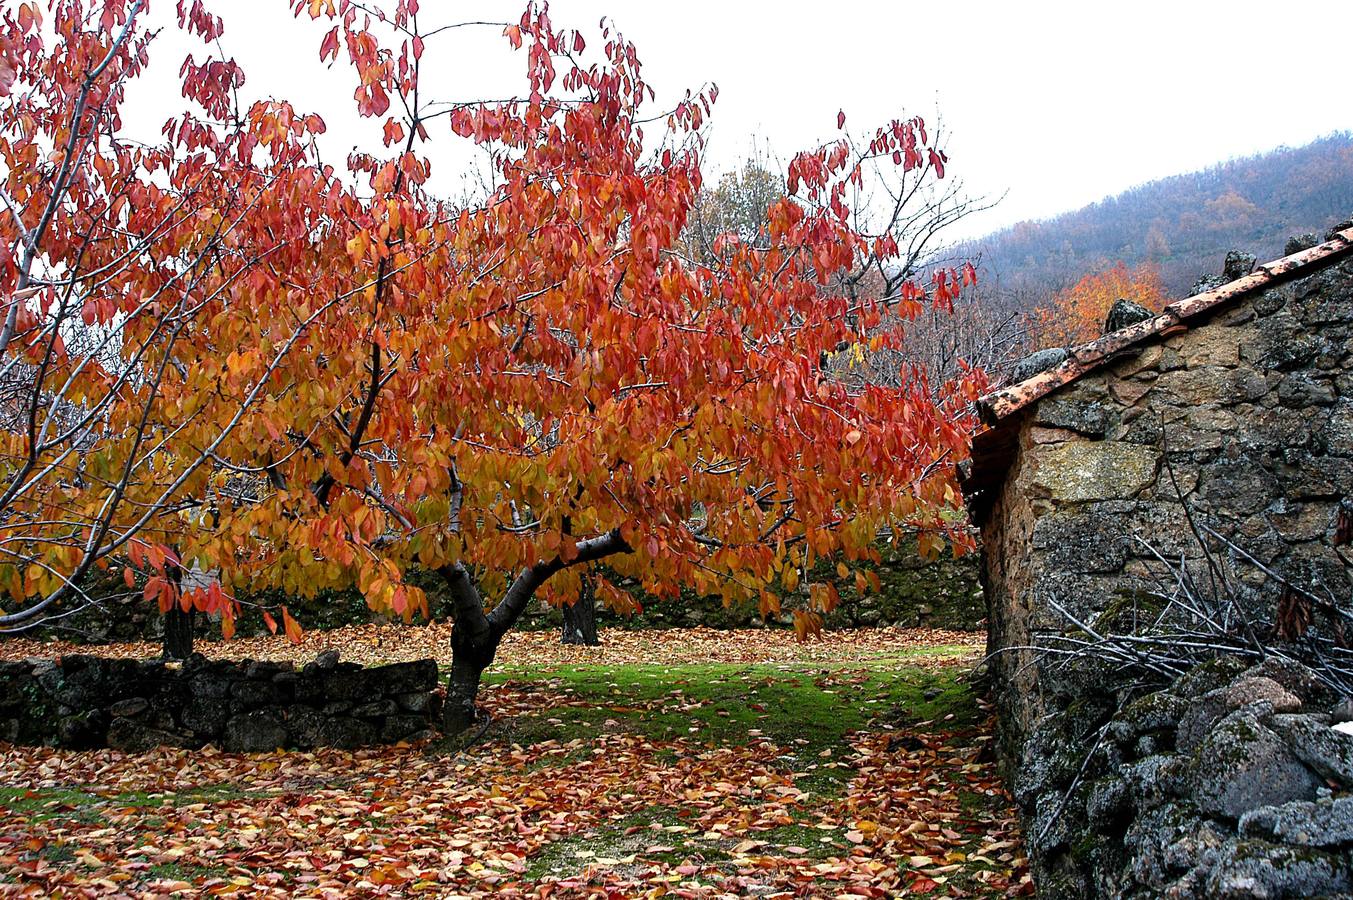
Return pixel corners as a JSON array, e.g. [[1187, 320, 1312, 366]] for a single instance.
[[162, 606, 194, 659], [161, 558, 193, 659], [561, 577, 599, 645]]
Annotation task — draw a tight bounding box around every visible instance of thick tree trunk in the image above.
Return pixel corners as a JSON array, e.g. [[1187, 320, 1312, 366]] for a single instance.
[[444, 633, 493, 734], [443, 646, 492, 730], [561, 577, 599, 645], [437, 528, 630, 734], [438, 562, 503, 735], [162, 605, 194, 659]]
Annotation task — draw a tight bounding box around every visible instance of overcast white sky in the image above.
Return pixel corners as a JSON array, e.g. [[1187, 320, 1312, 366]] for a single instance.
[[127, 0, 1352, 242]]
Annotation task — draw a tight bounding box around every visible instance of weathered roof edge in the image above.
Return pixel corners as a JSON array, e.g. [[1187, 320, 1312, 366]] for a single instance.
[[959, 226, 1353, 522], [974, 227, 1353, 426]]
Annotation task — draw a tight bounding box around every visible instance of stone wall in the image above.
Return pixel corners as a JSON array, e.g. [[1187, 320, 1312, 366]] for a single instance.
[[980, 251, 1353, 758], [578, 543, 983, 632], [37, 541, 984, 645], [1018, 655, 1353, 898], [0, 652, 441, 752]]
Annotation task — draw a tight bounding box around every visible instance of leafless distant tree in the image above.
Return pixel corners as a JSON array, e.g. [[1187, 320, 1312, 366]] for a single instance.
[[834, 120, 997, 303], [674, 124, 1023, 391]]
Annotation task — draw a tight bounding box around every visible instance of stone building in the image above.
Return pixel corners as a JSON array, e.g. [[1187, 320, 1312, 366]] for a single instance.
[[961, 223, 1353, 896], [961, 221, 1353, 752]]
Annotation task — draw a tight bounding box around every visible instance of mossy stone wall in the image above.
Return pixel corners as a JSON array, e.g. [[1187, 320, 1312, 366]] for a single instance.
[[28, 541, 982, 645], [977, 254, 1353, 764]]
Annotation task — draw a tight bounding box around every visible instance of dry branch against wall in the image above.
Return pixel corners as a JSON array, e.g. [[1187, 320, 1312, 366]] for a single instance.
[[1029, 512, 1353, 702]]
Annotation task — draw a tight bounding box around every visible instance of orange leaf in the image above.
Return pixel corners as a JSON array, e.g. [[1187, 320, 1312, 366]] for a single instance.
[[282, 606, 303, 644]]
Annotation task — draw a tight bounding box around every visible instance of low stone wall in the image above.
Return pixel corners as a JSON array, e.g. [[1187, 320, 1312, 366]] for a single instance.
[[1018, 655, 1353, 898], [558, 546, 983, 632], [36, 538, 985, 645], [0, 652, 441, 752]]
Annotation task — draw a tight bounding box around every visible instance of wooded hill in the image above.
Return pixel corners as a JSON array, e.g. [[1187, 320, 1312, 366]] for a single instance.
[[962, 132, 1353, 306]]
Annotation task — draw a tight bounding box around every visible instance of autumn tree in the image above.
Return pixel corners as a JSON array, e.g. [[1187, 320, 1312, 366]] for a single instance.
[[0, 0, 344, 647], [1026, 261, 1167, 349], [2, 0, 984, 734]]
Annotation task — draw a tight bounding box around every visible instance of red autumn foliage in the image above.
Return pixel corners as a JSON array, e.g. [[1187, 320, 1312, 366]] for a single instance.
[[0, 1, 984, 725]]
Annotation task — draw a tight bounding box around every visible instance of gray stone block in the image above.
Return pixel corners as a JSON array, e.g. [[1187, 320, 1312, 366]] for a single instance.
[[1274, 714, 1353, 787], [352, 699, 399, 719], [1191, 709, 1322, 820], [1177, 676, 1301, 753], [222, 710, 287, 753], [1203, 838, 1352, 899], [1009, 347, 1068, 383], [1239, 796, 1353, 848]]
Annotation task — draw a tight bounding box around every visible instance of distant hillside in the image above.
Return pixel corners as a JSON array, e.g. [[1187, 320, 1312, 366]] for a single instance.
[[962, 132, 1353, 306]]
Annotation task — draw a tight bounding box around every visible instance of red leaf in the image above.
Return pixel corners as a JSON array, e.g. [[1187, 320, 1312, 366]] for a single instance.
[[368, 83, 390, 117], [319, 25, 339, 62], [262, 610, 278, 634], [929, 148, 946, 178], [836, 109, 846, 130]]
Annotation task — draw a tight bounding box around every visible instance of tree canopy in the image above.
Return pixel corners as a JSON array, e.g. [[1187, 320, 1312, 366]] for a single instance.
[[0, 1, 984, 725]]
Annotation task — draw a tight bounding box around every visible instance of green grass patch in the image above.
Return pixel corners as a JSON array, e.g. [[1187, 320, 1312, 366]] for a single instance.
[[750, 822, 846, 858], [34, 842, 76, 865], [523, 804, 855, 882], [488, 656, 982, 755], [0, 782, 270, 826], [787, 760, 856, 799], [872, 669, 984, 732], [145, 862, 231, 882], [523, 804, 700, 880], [0, 786, 113, 823]]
